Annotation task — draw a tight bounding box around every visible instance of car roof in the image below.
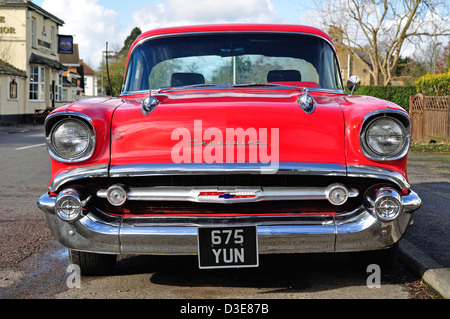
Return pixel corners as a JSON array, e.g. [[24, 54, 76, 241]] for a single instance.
[[130, 24, 334, 53]]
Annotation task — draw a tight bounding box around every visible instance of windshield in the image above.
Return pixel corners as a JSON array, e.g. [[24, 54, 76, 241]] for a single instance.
[[123, 33, 343, 93]]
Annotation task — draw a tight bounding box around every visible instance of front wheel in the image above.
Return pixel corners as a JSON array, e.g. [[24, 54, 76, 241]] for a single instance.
[[69, 250, 117, 276]]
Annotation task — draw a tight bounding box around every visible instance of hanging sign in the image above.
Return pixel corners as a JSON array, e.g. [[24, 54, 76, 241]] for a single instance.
[[58, 35, 73, 54]]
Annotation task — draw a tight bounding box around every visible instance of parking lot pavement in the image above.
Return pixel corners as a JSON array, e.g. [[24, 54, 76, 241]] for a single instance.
[[0, 124, 44, 135]]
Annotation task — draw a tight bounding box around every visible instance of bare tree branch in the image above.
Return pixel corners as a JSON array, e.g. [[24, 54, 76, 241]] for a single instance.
[[314, 0, 449, 85]]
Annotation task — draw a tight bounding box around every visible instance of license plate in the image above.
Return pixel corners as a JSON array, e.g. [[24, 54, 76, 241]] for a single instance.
[[198, 226, 258, 269]]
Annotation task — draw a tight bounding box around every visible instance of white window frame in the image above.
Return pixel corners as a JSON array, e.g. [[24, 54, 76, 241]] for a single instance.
[[31, 17, 36, 48], [29, 66, 46, 101], [51, 26, 55, 51]]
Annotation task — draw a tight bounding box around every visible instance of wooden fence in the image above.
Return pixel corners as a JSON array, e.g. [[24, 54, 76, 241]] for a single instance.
[[409, 94, 450, 141]]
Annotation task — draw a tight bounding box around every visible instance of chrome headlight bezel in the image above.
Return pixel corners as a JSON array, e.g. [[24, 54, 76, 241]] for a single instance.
[[45, 112, 96, 163], [360, 110, 411, 161]]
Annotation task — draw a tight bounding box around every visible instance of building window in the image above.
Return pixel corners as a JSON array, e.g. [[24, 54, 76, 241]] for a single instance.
[[51, 26, 55, 51], [29, 66, 45, 101], [31, 17, 36, 48], [10, 79, 18, 99]]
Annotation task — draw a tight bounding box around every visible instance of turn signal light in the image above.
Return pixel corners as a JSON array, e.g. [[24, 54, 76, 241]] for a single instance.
[[106, 184, 128, 206], [326, 184, 350, 206]]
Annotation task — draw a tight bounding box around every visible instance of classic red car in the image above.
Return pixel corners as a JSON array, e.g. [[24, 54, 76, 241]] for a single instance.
[[38, 24, 422, 275]]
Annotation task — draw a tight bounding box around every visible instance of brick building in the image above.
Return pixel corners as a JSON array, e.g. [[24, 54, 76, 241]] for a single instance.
[[328, 26, 374, 86]]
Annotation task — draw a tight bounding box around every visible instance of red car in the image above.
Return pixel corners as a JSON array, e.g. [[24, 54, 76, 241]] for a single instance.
[[38, 24, 422, 275]]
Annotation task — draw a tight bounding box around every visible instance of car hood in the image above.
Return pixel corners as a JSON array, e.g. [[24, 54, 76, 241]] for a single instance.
[[110, 90, 346, 168]]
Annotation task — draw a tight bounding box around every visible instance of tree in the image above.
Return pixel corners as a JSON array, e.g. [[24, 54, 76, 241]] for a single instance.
[[119, 27, 143, 56], [100, 54, 127, 96], [99, 27, 142, 96], [413, 39, 449, 74], [315, 0, 450, 85], [396, 56, 427, 76], [435, 40, 449, 73]]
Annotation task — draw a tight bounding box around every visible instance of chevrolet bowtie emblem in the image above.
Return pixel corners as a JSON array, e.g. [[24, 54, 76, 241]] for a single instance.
[[198, 191, 257, 200]]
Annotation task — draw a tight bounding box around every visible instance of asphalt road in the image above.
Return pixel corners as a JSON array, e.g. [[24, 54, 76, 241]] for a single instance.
[[0, 125, 446, 301], [404, 155, 450, 269]]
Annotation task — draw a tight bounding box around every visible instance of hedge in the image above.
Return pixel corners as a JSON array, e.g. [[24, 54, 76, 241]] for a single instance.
[[344, 72, 449, 112], [415, 72, 450, 96], [353, 86, 416, 112]]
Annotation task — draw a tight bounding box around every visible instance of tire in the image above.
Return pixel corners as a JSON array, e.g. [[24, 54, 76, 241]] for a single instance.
[[69, 249, 117, 276]]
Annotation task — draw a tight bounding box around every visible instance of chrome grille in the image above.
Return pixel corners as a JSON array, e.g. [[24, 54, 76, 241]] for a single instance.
[[83, 174, 391, 216]]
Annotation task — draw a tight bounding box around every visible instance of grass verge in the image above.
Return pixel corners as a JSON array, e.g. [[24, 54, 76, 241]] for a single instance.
[[410, 140, 450, 154]]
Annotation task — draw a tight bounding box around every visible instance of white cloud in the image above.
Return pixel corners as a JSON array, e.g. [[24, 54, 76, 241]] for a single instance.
[[132, 0, 277, 33], [40, 0, 280, 69], [41, 0, 122, 69], [296, 8, 324, 30]]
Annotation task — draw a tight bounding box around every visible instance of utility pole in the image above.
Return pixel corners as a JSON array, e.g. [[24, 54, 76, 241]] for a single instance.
[[101, 49, 114, 96]]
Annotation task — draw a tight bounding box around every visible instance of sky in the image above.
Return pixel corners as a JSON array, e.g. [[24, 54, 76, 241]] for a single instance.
[[32, 0, 319, 70], [32, 0, 448, 71]]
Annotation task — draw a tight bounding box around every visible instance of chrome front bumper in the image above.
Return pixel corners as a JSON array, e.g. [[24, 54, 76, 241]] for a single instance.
[[37, 190, 422, 255]]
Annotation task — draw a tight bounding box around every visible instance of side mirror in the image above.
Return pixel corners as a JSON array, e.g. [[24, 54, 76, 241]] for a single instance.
[[347, 75, 361, 96]]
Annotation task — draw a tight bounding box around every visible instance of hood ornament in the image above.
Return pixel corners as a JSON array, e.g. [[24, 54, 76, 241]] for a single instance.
[[141, 90, 159, 115], [298, 89, 315, 114]]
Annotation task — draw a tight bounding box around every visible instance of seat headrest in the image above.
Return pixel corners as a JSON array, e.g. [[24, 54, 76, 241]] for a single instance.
[[267, 70, 301, 82], [171, 73, 205, 87]]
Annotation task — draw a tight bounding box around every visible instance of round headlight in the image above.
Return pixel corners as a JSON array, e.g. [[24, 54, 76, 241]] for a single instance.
[[49, 118, 94, 162], [364, 117, 407, 158]]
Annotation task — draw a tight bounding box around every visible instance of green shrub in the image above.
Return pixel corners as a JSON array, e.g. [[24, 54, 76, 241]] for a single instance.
[[415, 72, 450, 96], [353, 86, 416, 112]]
